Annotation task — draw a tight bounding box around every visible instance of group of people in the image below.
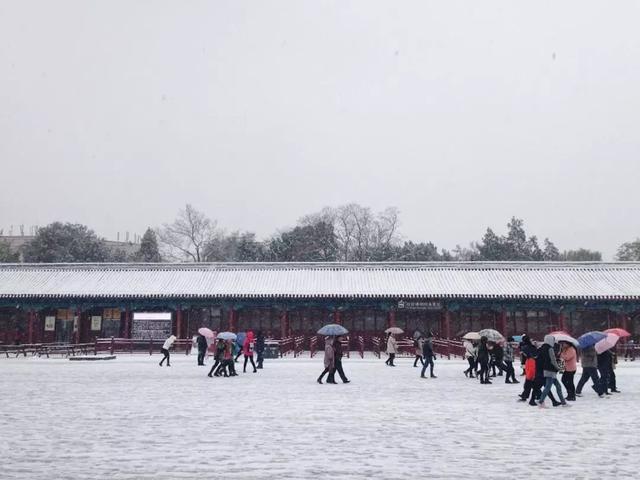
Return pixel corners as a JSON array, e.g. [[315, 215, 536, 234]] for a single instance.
[[463, 336, 518, 384], [205, 330, 265, 377], [463, 333, 621, 408], [317, 335, 350, 384], [159, 330, 266, 378]]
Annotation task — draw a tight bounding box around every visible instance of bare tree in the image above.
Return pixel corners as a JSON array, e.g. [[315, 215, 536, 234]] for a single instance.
[[301, 203, 401, 261], [158, 204, 220, 262]]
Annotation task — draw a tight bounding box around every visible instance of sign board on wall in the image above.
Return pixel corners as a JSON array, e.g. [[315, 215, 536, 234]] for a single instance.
[[91, 316, 102, 331], [131, 312, 172, 340], [397, 300, 443, 311], [44, 316, 56, 331]]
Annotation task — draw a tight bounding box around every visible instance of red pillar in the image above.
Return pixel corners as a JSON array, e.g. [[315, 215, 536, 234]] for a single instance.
[[228, 308, 237, 332], [388, 310, 396, 329], [123, 308, 130, 339], [557, 312, 566, 332], [621, 313, 629, 331], [498, 310, 507, 336], [280, 310, 289, 339], [176, 307, 182, 338], [27, 310, 34, 344], [75, 308, 82, 344], [443, 309, 451, 339], [333, 310, 342, 324]]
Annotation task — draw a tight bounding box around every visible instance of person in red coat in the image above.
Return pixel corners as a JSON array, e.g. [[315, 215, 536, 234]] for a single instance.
[[242, 330, 258, 373]]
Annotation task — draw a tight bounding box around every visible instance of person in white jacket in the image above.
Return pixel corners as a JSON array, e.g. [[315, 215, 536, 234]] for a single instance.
[[385, 333, 398, 367], [159, 335, 176, 367], [463, 340, 477, 378]]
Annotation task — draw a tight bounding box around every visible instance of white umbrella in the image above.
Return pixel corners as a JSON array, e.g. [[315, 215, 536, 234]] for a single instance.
[[385, 327, 404, 335], [216, 331, 237, 341], [553, 333, 579, 347], [478, 329, 504, 343], [463, 332, 481, 341]]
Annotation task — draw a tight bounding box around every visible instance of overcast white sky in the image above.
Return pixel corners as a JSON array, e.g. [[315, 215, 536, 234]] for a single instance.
[[1, 1, 639, 258]]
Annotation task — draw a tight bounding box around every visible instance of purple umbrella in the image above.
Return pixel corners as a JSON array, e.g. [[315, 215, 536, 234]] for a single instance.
[[595, 333, 620, 354]]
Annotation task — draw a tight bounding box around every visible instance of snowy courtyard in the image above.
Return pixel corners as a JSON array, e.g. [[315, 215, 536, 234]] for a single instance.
[[2, 353, 639, 480]]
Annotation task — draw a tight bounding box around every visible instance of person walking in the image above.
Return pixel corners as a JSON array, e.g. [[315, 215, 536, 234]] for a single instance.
[[477, 336, 491, 384], [317, 336, 335, 384], [255, 331, 265, 369], [463, 339, 477, 378], [597, 349, 613, 395], [518, 337, 538, 403], [420, 332, 436, 378], [609, 350, 620, 393], [329, 336, 350, 384], [503, 338, 519, 384], [559, 342, 577, 401], [242, 330, 258, 373], [159, 334, 176, 367], [386, 333, 398, 366], [413, 335, 425, 367], [490, 342, 506, 378], [575, 345, 604, 397], [208, 338, 226, 377], [537, 335, 568, 408], [196, 334, 208, 366]]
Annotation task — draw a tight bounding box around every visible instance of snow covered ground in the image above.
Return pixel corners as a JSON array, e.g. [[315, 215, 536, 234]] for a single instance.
[[1, 353, 639, 480]]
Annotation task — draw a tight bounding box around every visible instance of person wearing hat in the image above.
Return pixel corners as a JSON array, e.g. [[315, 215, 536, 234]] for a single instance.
[[537, 335, 569, 408]]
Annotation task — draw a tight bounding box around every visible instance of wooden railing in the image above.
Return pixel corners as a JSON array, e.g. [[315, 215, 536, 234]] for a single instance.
[[1, 342, 95, 358], [94, 337, 193, 355], [293, 336, 306, 358]]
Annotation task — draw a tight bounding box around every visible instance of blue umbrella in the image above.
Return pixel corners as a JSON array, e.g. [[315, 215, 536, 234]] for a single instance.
[[578, 331, 606, 349], [217, 331, 237, 341], [317, 324, 349, 336], [235, 332, 246, 347]]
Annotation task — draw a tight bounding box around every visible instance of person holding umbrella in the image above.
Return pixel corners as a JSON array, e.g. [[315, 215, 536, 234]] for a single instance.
[[386, 332, 398, 367], [537, 335, 569, 408], [317, 336, 335, 384], [477, 336, 491, 384], [559, 341, 577, 401], [159, 334, 176, 367], [575, 345, 604, 397], [208, 338, 226, 377], [328, 336, 350, 384], [420, 331, 436, 378]]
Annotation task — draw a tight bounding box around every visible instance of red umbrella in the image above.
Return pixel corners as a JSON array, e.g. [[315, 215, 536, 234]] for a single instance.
[[604, 328, 631, 338]]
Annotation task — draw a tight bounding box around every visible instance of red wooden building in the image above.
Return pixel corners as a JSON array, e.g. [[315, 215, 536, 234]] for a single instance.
[[1, 262, 639, 345]]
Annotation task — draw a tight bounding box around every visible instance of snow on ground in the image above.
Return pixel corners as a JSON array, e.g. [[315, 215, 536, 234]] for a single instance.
[[1, 353, 639, 480]]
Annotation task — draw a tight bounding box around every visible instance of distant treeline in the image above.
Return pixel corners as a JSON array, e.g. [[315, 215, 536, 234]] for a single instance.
[[2, 203, 639, 263]]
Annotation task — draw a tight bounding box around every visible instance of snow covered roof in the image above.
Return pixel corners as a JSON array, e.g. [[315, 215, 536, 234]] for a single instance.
[[0, 262, 640, 301]]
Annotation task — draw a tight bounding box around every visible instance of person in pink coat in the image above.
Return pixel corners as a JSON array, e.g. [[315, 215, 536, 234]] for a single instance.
[[560, 342, 577, 401], [242, 330, 258, 373]]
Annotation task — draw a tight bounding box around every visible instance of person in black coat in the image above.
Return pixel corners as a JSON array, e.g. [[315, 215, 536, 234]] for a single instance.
[[477, 337, 491, 384], [518, 336, 537, 402], [531, 343, 561, 407], [420, 332, 436, 378], [490, 343, 506, 377], [196, 334, 208, 366], [256, 331, 265, 369], [597, 350, 613, 395], [328, 336, 350, 384]]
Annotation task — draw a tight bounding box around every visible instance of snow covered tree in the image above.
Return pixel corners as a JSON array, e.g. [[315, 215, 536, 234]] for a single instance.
[[392, 241, 442, 261], [542, 238, 561, 261], [22, 222, 110, 262], [560, 249, 602, 261], [268, 221, 338, 261], [135, 228, 162, 262], [158, 204, 220, 262], [475, 218, 556, 261], [204, 231, 267, 262], [616, 239, 640, 261], [0, 239, 19, 262]]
